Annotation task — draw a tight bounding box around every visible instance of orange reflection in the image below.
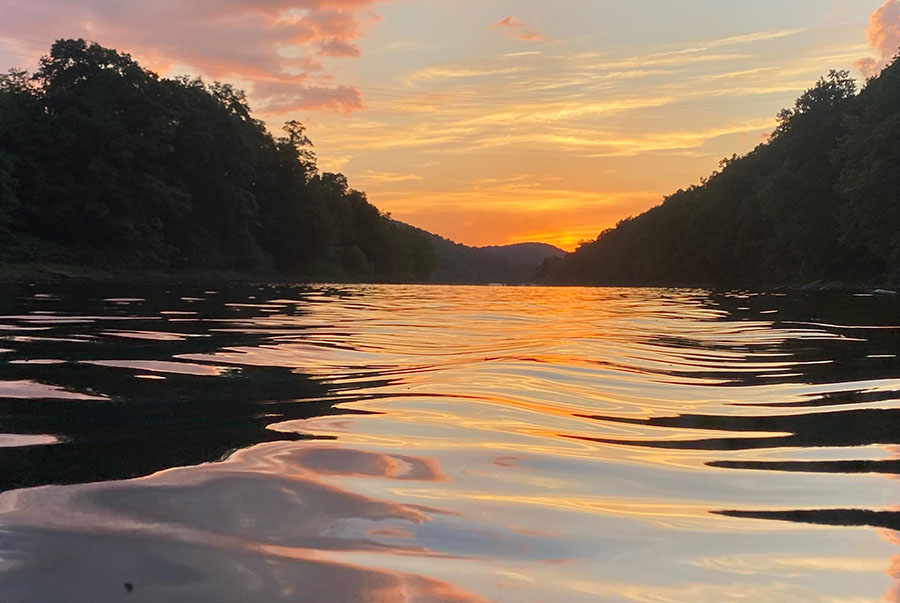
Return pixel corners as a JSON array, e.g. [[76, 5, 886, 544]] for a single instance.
[[287, 447, 448, 482], [4, 283, 899, 601]]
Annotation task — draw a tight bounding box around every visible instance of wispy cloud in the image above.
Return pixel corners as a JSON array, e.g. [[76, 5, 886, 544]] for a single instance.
[[404, 64, 528, 84], [693, 27, 808, 51], [304, 31, 850, 160], [295, 19, 862, 247], [355, 171, 424, 184], [489, 16, 542, 42], [316, 154, 353, 172]]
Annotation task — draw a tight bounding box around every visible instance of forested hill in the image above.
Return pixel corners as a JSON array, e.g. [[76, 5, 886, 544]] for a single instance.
[[398, 226, 565, 284], [0, 39, 436, 281], [540, 57, 900, 288]]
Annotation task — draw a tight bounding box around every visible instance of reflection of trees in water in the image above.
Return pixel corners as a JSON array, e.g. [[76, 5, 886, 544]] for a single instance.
[[0, 282, 370, 490]]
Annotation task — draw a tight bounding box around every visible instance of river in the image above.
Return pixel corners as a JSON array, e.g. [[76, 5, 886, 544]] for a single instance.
[[0, 283, 898, 601]]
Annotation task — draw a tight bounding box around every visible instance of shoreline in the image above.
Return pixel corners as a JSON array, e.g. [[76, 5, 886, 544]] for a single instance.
[[0, 263, 896, 294], [0, 263, 275, 284]]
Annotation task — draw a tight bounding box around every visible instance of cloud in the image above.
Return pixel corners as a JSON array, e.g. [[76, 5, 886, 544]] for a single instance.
[[489, 16, 542, 42], [249, 81, 364, 114], [404, 64, 527, 84], [0, 0, 386, 113], [355, 171, 423, 184], [693, 28, 807, 51], [855, 0, 900, 78], [317, 38, 362, 58], [316, 154, 352, 172]]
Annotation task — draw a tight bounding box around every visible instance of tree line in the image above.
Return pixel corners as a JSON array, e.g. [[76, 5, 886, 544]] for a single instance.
[[540, 56, 900, 288], [0, 39, 436, 280]]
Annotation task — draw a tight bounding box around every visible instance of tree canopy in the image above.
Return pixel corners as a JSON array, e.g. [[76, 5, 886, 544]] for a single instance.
[[541, 60, 900, 288], [0, 39, 436, 281]]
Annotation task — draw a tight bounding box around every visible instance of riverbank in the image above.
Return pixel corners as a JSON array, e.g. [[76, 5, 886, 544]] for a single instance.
[[0, 263, 275, 284], [0, 263, 435, 285], [1, 262, 898, 294]]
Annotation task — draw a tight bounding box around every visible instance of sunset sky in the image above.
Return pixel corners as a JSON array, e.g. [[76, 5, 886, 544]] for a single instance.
[[1, 0, 898, 250]]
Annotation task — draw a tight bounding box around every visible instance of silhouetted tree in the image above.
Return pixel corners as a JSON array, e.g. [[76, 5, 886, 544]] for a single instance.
[[0, 39, 436, 280], [541, 61, 898, 287]]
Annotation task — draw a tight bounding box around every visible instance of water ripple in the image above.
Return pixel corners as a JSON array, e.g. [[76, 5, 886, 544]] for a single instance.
[[0, 283, 899, 601]]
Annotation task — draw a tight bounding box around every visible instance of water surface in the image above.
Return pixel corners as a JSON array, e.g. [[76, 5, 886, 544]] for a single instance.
[[0, 283, 899, 601]]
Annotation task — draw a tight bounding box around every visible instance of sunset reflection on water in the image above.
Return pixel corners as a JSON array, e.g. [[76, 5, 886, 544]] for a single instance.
[[0, 284, 899, 601]]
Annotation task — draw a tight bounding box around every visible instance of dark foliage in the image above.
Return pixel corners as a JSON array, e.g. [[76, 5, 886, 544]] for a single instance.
[[416, 226, 565, 284], [0, 39, 436, 281], [541, 60, 900, 287]]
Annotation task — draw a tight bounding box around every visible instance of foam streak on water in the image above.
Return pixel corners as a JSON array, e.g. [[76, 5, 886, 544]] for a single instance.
[[0, 283, 899, 602]]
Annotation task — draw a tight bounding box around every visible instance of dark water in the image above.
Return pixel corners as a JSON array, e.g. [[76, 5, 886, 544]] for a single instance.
[[0, 283, 899, 601]]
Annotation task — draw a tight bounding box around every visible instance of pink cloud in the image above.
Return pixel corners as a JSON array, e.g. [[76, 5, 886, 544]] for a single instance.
[[0, 0, 386, 114], [252, 81, 364, 114], [318, 38, 362, 57], [489, 16, 542, 42], [854, 0, 900, 78]]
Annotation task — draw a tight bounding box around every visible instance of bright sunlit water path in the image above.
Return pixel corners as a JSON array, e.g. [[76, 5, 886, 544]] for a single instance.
[[1, 283, 899, 601]]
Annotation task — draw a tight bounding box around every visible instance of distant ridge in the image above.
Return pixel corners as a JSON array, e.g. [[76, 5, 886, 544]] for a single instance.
[[395, 222, 566, 284], [477, 242, 567, 266]]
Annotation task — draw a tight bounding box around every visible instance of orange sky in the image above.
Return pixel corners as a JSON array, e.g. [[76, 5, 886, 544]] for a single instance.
[[1, 0, 897, 250]]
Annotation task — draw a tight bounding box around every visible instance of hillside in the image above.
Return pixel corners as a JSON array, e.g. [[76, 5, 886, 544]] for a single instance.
[[541, 57, 900, 288], [0, 39, 569, 286], [0, 39, 436, 282], [478, 243, 567, 267], [397, 223, 565, 284]]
